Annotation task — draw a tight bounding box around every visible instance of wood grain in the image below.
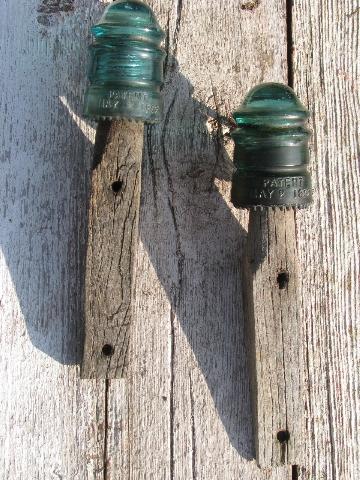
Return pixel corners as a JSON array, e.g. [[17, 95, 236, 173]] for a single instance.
[[243, 209, 304, 468], [106, 1, 294, 479], [293, 1, 360, 478], [1, 0, 358, 478], [0, 1, 109, 478], [82, 120, 144, 379]]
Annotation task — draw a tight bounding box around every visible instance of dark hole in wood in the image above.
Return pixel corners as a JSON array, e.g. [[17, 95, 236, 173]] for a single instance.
[[277, 430, 290, 444], [277, 271, 289, 289], [111, 180, 123, 194], [292, 465, 300, 480], [102, 344, 114, 357]]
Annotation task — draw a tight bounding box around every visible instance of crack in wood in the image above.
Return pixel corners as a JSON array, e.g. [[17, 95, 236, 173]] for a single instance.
[[169, 308, 175, 480], [286, 0, 294, 87], [103, 379, 109, 480], [172, 0, 184, 58], [189, 372, 197, 480]]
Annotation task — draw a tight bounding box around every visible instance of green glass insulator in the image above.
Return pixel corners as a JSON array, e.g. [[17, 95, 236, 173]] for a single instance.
[[231, 83, 313, 208], [83, 0, 165, 123]]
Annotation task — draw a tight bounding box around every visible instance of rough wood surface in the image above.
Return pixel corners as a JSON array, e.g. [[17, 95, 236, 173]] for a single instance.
[[107, 1, 294, 479], [293, 1, 360, 479], [0, 1, 110, 478], [82, 120, 144, 379], [243, 209, 304, 468], [1, 0, 358, 478]]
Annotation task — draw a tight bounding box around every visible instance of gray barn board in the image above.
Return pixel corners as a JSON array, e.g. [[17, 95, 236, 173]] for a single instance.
[[0, 1, 358, 479]]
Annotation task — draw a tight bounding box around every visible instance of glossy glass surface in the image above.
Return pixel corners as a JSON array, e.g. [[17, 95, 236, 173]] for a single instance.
[[231, 83, 312, 208], [84, 1, 165, 123]]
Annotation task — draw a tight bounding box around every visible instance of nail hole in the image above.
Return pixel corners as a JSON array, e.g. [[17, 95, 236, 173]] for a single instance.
[[111, 180, 123, 194], [102, 344, 114, 357], [292, 465, 300, 480], [277, 430, 290, 444], [277, 271, 289, 289]]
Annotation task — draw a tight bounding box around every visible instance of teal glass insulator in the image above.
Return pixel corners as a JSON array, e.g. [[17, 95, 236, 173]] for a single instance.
[[231, 83, 312, 208], [83, 0, 165, 123]]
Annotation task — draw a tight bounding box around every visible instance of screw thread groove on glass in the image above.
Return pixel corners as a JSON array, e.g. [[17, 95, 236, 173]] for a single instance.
[[231, 83, 313, 208], [84, 0, 165, 123]]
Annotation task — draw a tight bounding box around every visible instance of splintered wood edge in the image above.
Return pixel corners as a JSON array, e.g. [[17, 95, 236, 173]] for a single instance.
[[81, 120, 144, 379], [243, 208, 305, 468]]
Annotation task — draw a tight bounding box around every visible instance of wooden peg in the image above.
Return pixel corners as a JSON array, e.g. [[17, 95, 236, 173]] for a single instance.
[[243, 208, 304, 467], [81, 120, 144, 378]]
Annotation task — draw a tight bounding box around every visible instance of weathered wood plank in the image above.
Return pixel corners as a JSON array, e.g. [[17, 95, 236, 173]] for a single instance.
[[2, 0, 357, 478], [0, 1, 110, 478], [293, 1, 360, 479], [82, 120, 144, 379], [243, 209, 304, 467], [107, 1, 295, 478]]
